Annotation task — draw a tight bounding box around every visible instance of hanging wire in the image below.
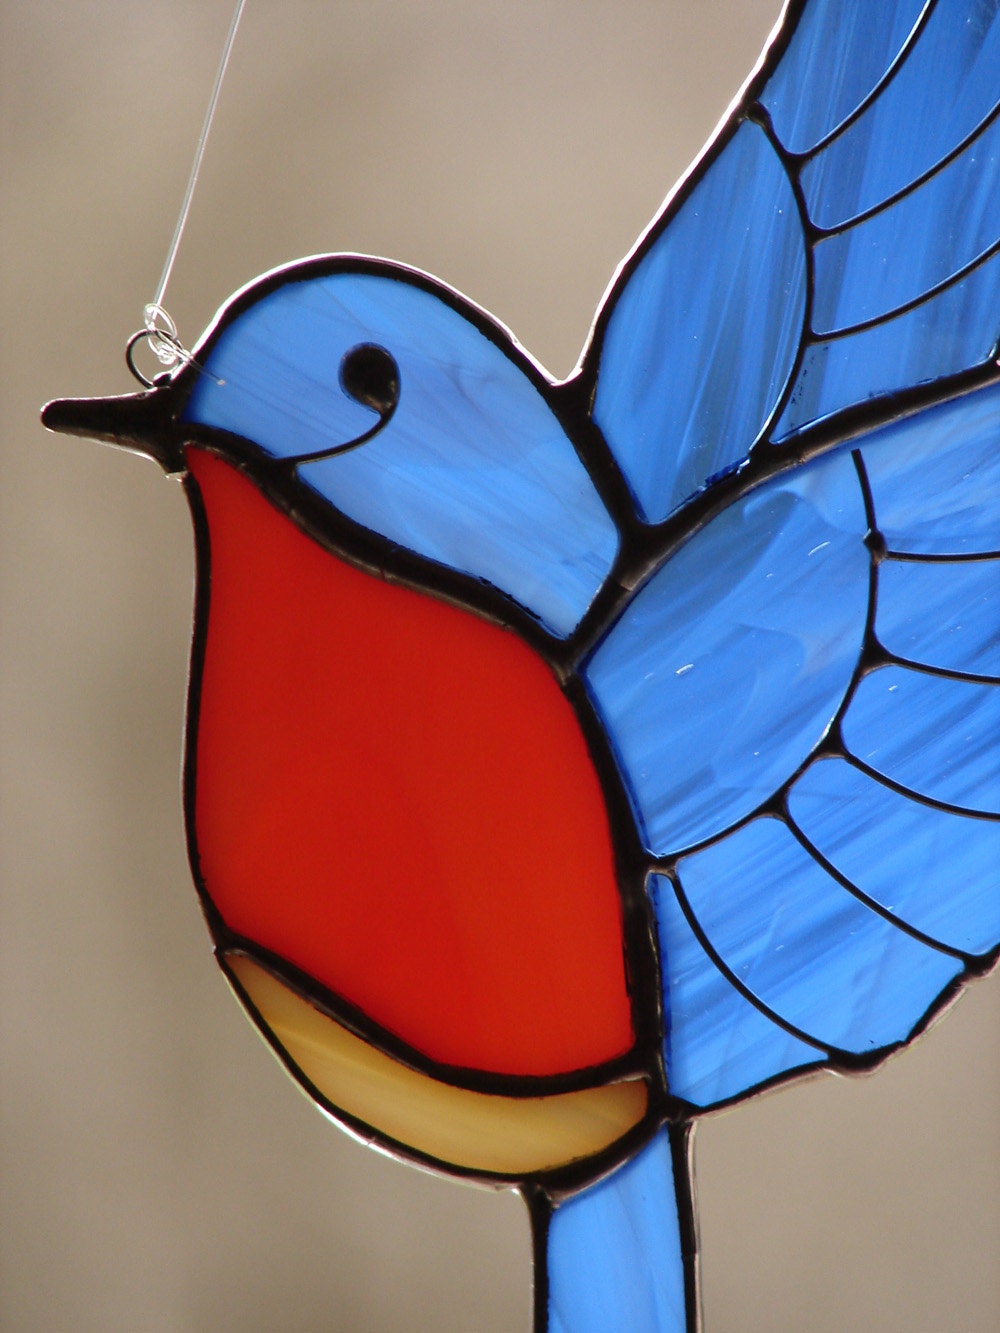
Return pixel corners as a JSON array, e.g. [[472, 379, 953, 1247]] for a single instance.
[[128, 0, 248, 383]]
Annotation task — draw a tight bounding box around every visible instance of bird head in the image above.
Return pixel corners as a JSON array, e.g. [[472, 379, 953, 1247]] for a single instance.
[[43, 256, 618, 637]]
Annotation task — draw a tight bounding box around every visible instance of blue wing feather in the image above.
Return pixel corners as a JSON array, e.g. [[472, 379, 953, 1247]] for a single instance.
[[809, 109, 1000, 335], [793, 0, 1000, 230], [770, 0, 1000, 438], [590, 122, 806, 524], [773, 249, 1000, 437], [877, 558, 1000, 675], [860, 382, 1000, 552], [843, 667, 1000, 813], [758, 0, 930, 156], [789, 759, 1000, 957], [651, 875, 826, 1108]]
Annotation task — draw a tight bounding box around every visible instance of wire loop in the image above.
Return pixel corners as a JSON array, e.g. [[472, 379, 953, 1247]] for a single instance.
[[143, 303, 186, 365], [125, 306, 193, 387]]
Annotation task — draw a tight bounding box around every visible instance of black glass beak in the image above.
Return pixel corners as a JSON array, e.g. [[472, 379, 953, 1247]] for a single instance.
[[40, 387, 186, 473]]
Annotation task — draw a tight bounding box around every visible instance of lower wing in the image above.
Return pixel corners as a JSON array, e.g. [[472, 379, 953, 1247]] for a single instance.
[[585, 378, 1000, 1111]]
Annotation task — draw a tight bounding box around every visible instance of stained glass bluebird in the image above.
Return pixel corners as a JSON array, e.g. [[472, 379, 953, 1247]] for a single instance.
[[42, 1, 1000, 1327]]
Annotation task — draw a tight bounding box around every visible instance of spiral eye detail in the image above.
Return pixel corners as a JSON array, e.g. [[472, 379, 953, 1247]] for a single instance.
[[339, 343, 400, 416]]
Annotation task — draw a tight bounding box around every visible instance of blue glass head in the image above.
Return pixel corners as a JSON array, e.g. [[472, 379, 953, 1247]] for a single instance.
[[180, 262, 619, 637]]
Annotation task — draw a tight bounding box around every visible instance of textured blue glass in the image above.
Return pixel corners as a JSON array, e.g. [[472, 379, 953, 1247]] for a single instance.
[[593, 122, 805, 523], [843, 666, 1000, 813], [677, 817, 963, 1053], [773, 252, 1000, 438], [799, 0, 1000, 230], [761, 0, 927, 155], [878, 556, 1000, 677], [811, 109, 1000, 334], [789, 758, 1000, 956], [651, 876, 825, 1108], [547, 1130, 684, 1333], [584, 449, 867, 854], [861, 383, 1000, 555], [183, 273, 618, 637]]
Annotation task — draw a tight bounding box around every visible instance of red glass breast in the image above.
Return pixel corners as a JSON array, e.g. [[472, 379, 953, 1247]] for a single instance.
[[185, 448, 633, 1077]]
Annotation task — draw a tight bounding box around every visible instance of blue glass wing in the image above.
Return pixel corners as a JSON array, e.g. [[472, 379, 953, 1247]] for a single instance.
[[585, 381, 1000, 1109], [567, 1, 1000, 1122], [583, 0, 1000, 516]]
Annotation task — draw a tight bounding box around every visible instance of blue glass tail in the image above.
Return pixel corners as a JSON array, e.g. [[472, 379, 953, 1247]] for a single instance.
[[532, 1125, 697, 1333]]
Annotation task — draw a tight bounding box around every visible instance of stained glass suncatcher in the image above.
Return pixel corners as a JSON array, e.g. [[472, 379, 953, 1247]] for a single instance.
[[33, 1, 1000, 1328]]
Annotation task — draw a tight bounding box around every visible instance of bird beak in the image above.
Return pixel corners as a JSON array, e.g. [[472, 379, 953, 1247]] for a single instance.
[[41, 385, 186, 473]]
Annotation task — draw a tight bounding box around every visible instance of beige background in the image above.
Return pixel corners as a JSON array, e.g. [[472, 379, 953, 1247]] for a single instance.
[[3, 2, 999, 1329]]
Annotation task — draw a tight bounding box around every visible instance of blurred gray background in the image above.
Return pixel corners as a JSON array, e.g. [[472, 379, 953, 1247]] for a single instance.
[[3, 3, 999, 1329]]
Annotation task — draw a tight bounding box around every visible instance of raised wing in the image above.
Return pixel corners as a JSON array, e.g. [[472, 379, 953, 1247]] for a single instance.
[[576, 0, 1000, 526], [572, 0, 1000, 1114]]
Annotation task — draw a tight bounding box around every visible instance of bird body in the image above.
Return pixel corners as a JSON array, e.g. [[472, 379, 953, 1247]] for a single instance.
[[42, 2, 1000, 1327], [185, 445, 635, 1083], [183, 444, 653, 1177]]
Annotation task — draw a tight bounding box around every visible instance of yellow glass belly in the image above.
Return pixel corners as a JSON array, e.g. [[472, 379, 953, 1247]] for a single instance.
[[226, 954, 648, 1177]]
